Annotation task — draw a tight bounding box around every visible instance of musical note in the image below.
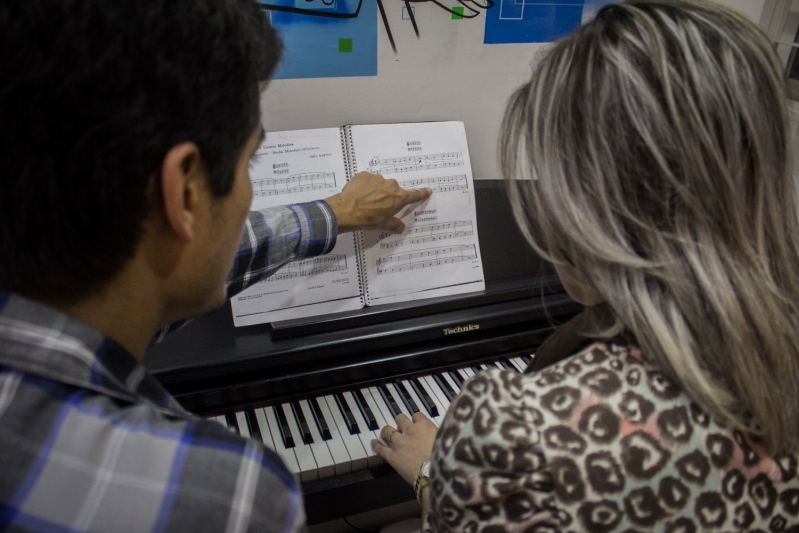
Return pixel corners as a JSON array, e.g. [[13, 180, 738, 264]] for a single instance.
[[252, 172, 337, 197], [376, 245, 477, 275], [396, 174, 468, 193], [378, 220, 474, 248], [268, 255, 348, 281], [367, 152, 464, 174]]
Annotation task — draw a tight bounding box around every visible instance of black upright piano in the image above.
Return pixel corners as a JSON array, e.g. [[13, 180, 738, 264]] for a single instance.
[[143, 180, 581, 525]]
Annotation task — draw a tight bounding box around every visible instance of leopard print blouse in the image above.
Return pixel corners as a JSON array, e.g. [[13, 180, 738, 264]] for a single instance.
[[424, 342, 799, 533]]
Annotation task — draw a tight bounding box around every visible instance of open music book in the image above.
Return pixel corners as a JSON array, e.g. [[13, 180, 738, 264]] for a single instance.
[[231, 121, 485, 327]]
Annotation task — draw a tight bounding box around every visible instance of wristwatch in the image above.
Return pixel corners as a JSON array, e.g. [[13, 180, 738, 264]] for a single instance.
[[414, 459, 432, 504]]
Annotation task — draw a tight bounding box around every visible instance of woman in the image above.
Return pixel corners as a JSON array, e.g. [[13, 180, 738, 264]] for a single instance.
[[372, 1, 799, 531]]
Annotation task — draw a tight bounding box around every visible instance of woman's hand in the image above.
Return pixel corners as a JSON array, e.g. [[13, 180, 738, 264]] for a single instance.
[[372, 412, 438, 485]]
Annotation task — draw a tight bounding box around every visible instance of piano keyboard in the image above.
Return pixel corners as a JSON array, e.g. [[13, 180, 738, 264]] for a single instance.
[[207, 355, 532, 483]]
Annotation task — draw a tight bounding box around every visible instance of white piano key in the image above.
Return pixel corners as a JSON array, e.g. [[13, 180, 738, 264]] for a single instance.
[[258, 408, 301, 477], [422, 375, 452, 411], [342, 391, 383, 467], [365, 387, 395, 442], [315, 396, 362, 474], [510, 357, 527, 373], [460, 367, 476, 379], [440, 373, 462, 400], [298, 400, 336, 478], [275, 405, 318, 483], [212, 415, 228, 428], [401, 379, 440, 426], [388, 383, 413, 419], [235, 411, 251, 438]]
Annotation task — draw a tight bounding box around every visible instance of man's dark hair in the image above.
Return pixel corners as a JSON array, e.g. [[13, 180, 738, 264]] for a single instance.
[[0, 0, 282, 303]]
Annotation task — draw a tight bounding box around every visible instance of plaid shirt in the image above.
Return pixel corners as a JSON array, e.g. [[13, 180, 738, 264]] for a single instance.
[[0, 201, 337, 532]]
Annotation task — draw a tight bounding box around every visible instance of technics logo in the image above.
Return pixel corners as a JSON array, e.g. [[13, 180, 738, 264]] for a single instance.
[[443, 324, 480, 335]]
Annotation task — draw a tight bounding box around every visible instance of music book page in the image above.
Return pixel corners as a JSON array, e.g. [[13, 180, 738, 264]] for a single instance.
[[348, 121, 485, 305], [231, 128, 363, 326]]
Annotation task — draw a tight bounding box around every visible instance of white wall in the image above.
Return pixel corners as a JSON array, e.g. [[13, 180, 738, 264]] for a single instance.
[[261, 1, 766, 180]]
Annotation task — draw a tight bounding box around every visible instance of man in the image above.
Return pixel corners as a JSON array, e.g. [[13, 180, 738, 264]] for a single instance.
[[0, 0, 431, 531]]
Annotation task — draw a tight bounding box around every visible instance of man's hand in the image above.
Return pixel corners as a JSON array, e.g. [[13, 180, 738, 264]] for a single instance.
[[372, 412, 438, 486], [325, 172, 433, 234]]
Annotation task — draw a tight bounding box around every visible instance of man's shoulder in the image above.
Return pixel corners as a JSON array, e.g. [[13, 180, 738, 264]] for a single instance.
[[0, 368, 301, 533]]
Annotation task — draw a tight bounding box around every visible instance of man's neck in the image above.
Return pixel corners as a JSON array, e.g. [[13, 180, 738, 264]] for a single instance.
[[48, 264, 165, 362]]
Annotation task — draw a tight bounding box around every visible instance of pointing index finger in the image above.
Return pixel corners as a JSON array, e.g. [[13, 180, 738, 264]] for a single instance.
[[402, 187, 433, 206]]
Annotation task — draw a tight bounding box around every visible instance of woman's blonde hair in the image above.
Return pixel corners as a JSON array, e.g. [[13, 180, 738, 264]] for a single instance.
[[501, 0, 799, 453]]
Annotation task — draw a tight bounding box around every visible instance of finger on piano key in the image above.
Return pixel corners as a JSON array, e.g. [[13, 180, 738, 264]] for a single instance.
[[333, 393, 360, 435], [377, 384, 403, 419], [290, 402, 314, 445], [342, 391, 383, 467], [225, 412, 240, 434], [422, 375, 451, 411], [363, 387, 394, 434], [298, 400, 336, 478], [245, 408, 262, 439], [259, 407, 302, 478], [308, 398, 332, 441], [274, 404, 295, 449], [352, 390, 379, 431], [235, 411, 251, 438], [408, 377, 439, 418], [282, 403, 320, 481], [320, 395, 369, 472], [432, 373, 457, 403], [393, 381, 420, 415]]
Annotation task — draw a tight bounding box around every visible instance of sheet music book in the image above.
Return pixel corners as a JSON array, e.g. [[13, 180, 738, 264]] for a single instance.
[[231, 121, 485, 327]]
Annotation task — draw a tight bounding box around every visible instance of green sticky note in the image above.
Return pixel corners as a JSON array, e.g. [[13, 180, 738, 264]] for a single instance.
[[338, 38, 353, 53], [451, 6, 464, 19]]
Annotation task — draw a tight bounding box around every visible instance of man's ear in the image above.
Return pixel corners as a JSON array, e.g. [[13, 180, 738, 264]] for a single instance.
[[160, 142, 205, 242]]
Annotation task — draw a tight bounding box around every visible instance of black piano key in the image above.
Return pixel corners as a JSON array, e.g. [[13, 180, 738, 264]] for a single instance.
[[377, 384, 402, 419], [290, 402, 314, 445], [225, 411, 240, 434], [334, 393, 360, 435], [410, 378, 438, 417], [309, 398, 332, 441], [483, 361, 502, 370], [471, 364, 484, 374], [520, 354, 533, 365], [245, 407, 261, 439], [448, 370, 465, 389], [274, 405, 295, 448], [393, 381, 420, 414], [353, 389, 379, 431], [433, 373, 457, 402]]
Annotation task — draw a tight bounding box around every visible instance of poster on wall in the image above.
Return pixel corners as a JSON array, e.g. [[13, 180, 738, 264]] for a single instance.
[[257, 0, 618, 79]]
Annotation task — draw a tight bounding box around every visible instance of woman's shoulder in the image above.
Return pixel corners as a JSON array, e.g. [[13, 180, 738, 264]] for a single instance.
[[429, 341, 799, 532]]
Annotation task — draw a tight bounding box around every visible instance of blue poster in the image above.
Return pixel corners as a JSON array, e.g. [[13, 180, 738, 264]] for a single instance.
[[258, 0, 377, 79], [484, 0, 617, 44]]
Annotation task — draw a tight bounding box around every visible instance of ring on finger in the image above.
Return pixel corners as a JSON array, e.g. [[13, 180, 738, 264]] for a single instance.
[[388, 428, 399, 444]]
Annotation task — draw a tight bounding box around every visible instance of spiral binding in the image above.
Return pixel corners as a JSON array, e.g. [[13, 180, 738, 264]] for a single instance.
[[342, 125, 371, 306]]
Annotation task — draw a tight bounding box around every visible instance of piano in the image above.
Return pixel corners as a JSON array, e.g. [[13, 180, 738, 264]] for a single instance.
[[143, 179, 582, 525]]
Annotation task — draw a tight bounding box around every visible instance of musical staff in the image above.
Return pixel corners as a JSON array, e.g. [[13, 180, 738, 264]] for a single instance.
[[378, 220, 474, 249], [397, 174, 468, 193], [368, 152, 464, 174], [268, 255, 348, 281], [376, 245, 477, 275], [253, 173, 336, 197]]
